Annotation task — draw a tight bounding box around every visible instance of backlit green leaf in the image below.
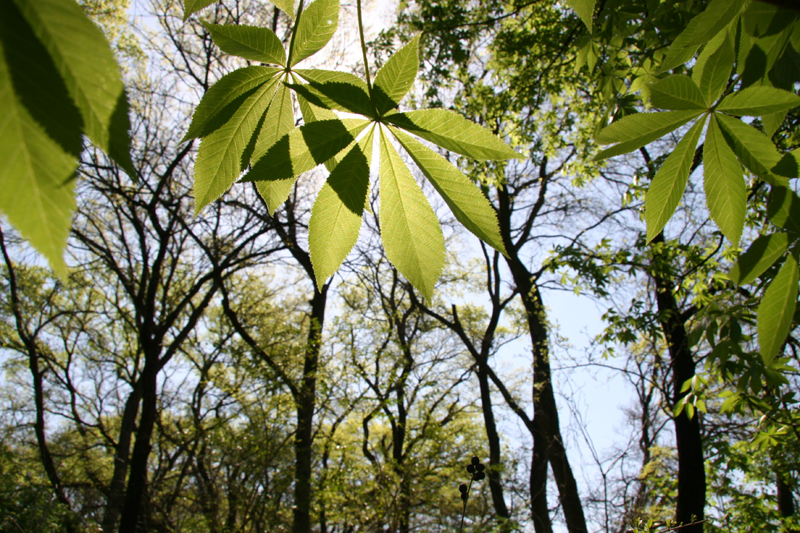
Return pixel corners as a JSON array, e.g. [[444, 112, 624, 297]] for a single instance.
[[272, 0, 296, 18], [717, 86, 800, 116], [767, 186, 800, 233], [253, 81, 294, 162], [184, 67, 281, 142], [203, 23, 286, 66], [183, 0, 216, 20], [385, 110, 522, 161], [695, 30, 734, 105], [379, 129, 445, 301], [704, 116, 745, 247], [716, 113, 782, 176], [392, 128, 507, 256], [594, 110, 702, 160], [287, 80, 375, 117], [0, 41, 76, 277], [649, 75, 706, 110], [247, 118, 370, 213], [193, 78, 279, 214], [373, 34, 420, 114], [308, 128, 375, 289], [565, 0, 595, 32], [290, 0, 339, 67], [14, 0, 134, 176], [758, 255, 799, 364], [730, 233, 791, 286], [646, 117, 706, 242], [296, 91, 339, 171]]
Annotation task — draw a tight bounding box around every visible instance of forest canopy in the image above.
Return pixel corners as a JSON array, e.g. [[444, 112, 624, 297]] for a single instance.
[[1, 0, 800, 532]]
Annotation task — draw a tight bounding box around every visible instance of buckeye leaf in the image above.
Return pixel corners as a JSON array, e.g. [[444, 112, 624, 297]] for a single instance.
[[183, 0, 216, 20], [272, 0, 296, 18], [0, 43, 76, 277], [565, 0, 595, 32], [645, 116, 706, 242], [14, 0, 134, 176], [183, 66, 280, 142], [730, 233, 792, 286], [704, 116, 745, 247], [253, 81, 294, 162], [287, 80, 375, 117], [716, 113, 782, 176], [308, 128, 374, 289], [649, 75, 706, 110], [194, 78, 279, 214], [767, 186, 800, 233], [758, 255, 799, 364], [296, 69, 369, 91], [392, 128, 507, 256], [290, 0, 339, 67], [385, 109, 522, 161], [717, 86, 800, 116], [247, 118, 370, 212], [296, 91, 339, 171], [695, 30, 734, 105], [203, 23, 286, 66], [379, 129, 445, 301], [373, 34, 420, 114], [594, 110, 702, 160]]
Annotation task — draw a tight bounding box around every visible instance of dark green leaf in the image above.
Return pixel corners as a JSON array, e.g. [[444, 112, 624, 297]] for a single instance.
[[695, 30, 734, 105], [373, 34, 420, 114], [183, 0, 216, 20], [385, 109, 522, 160], [645, 117, 706, 242], [379, 129, 445, 301], [649, 75, 706, 110], [594, 110, 702, 160], [183, 67, 280, 142], [730, 233, 791, 286], [704, 116, 745, 247], [253, 81, 294, 162], [203, 23, 286, 66], [14, 0, 134, 176], [308, 128, 375, 289], [717, 86, 800, 116], [565, 0, 595, 32], [773, 148, 800, 178], [246, 118, 370, 213], [289, 0, 339, 67], [287, 80, 375, 117], [758, 255, 799, 364], [767, 186, 800, 233], [392, 128, 507, 256]]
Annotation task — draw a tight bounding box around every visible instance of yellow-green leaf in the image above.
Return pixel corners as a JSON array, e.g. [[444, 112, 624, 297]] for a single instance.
[[758, 255, 799, 364], [649, 75, 706, 110], [290, 0, 339, 67], [594, 110, 702, 160], [203, 23, 286, 66], [373, 34, 420, 114], [704, 116, 745, 247]]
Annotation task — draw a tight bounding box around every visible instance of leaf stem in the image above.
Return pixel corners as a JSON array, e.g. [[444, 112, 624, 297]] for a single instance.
[[286, 0, 306, 68], [356, 0, 373, 92]]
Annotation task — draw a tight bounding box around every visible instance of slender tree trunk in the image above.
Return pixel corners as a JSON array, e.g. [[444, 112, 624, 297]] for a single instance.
[[102, 385, 142, 533], [293, 286, 328, 533], [530, 424, 553, 533], [118, 355, 160, 533], [651, 233, 705, 533]]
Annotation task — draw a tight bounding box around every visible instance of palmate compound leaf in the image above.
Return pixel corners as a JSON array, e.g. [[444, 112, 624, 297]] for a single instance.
[[716, 86, 800, 117], [245, 118, 371, 213], [730, 233, 792, 286], [645, 115, 707, 242], [758, 254, 799, 364], [649, 75, 707, 110], [193, 77, 281, 214], [373, 34, 421, 114], [391, 128, 507, 256], [379, 127, 445, 301], [13, 0, 134, 177], [289, 0, 339, 67], [183, 67, 281, 142], [594, 110, 703, 161], [704, 115, 745, 247], [203, 23, 286, 66], [308, 127, 375, 289], [0, 37, 76, 277], [287, 80, 375, 118], [385, 110, 522, 161]]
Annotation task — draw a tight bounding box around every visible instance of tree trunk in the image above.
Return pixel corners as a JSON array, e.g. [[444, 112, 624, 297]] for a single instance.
[[651, 233, 705, 533], [293, 286, 328, 533]]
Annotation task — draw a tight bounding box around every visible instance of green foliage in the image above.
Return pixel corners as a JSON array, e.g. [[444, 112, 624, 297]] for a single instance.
[[0, 0, 133, 276]]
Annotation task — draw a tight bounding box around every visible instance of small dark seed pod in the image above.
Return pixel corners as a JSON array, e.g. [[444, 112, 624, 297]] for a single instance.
[[475, 471, 486, 480], [471, 456, 480, 465], [466, 464, 475, 473], [476, 463, 485, 472], [459, 483, 468, 493], [460, 492, 468, 502]]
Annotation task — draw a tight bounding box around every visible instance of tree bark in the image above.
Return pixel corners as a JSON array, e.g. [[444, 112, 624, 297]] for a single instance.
[[650, 233, 705, 533]]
